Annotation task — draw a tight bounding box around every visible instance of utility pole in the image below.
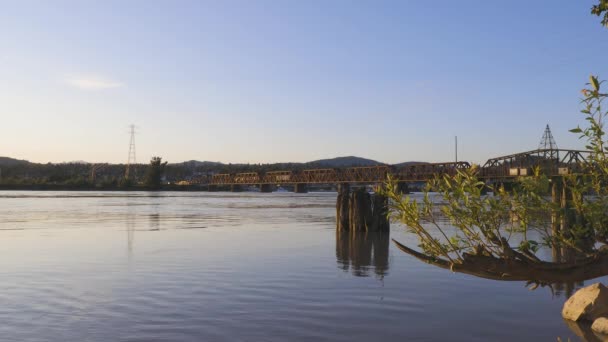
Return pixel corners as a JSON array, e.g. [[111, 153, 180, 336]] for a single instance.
[[125, 124, 137, 180], [455, 136, 458, 163], [539, 124, 558, 159]]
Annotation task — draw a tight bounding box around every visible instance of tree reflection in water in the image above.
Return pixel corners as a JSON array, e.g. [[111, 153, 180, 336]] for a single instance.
[[393, 237, 608, 341], [336, 230, 389, 278], [551, 245, 588, 298]]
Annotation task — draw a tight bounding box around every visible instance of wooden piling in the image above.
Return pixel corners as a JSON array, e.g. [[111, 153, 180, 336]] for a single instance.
[[336, 184, 389, 232], [349, 188, 372, 231], [371, 192, 390, 232], [551, 177, 562, 259], [336, 183, 350, 231]]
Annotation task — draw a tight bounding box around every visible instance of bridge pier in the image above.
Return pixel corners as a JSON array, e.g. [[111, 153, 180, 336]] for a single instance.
[[260, 184, 272, 193], [294, 183, 308, 193], [396, 182, 410, 194], [231, 184, 243, 192], [336, 184, 389, 232]]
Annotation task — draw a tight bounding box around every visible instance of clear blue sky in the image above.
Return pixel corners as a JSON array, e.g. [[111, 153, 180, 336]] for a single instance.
[[0, 0, 605, 164]]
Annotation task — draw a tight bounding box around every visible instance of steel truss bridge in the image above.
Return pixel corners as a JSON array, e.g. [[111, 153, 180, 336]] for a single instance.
[[194, 149, 590, 187]]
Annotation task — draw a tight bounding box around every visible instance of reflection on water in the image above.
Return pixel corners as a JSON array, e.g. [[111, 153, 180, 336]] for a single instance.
[[149, 213, 161, 231], [563, 319, 607, 342], [336, 231, 389, 278], [2, 191, 608, 341], [126, 208, 135, 257], [551, 247, 588, 298]]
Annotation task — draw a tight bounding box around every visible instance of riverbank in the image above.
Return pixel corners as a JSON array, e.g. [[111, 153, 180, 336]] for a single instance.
[[0, 184, 210, 191]]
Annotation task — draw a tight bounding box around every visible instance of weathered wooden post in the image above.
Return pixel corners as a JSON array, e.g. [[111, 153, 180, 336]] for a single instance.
[[336, 183, 350, 231], [336, 184, 389, 232], [551, 176, 562, 259], [371, 191, 390, 232], [349, 188, 372, 231], [551, 176, 589, 259]]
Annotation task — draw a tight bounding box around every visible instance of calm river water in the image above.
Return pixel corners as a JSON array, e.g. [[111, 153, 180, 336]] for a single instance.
[[0, 191, 603, 341]]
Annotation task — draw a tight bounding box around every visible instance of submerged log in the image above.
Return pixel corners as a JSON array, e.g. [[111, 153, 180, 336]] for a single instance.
[[392, 239, 608, 283]]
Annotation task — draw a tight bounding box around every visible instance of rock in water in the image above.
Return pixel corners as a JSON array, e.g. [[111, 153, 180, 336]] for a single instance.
[[562, 283, 608, 321], [591, 317, 608, 335]]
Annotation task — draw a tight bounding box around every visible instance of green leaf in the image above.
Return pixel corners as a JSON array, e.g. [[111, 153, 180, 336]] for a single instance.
[[591, 75, 600, 91], [569, 127, 583, 133]]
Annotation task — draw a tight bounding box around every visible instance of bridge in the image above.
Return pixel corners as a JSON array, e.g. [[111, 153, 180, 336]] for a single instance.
[[190, 148, 590, 192], [187, 124, 588, 191]]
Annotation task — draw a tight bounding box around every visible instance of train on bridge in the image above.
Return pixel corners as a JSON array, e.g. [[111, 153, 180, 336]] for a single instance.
[[186, 148, 590, 191], [209, 162, 470, 186]]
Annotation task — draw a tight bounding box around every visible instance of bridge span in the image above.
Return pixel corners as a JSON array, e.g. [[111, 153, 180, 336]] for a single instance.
[[192, 148, 589, 191]]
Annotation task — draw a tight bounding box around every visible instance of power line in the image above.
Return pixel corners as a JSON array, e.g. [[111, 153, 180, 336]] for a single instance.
[[539, 124, 558, 150], [125, 124, 137, 180]]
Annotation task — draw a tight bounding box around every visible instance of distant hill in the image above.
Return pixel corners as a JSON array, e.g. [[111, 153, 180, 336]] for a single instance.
[[175, 160, 225, 167], [64, 160, 90, 164], [306, 156, 384, 167], [393, 161, 429, 167], [0, 157, 30, 166], [0, 155, 429, 169]]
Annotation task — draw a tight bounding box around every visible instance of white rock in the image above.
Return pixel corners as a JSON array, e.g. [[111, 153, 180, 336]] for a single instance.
[[591, 317, 608, 335], [562, 283, 608, 321]]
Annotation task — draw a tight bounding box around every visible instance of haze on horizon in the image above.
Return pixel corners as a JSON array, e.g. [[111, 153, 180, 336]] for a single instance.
[[1, 1, 605, 165]]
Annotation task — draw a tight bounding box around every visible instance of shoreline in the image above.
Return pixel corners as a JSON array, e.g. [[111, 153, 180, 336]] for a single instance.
[[0, 184, 211, 192]]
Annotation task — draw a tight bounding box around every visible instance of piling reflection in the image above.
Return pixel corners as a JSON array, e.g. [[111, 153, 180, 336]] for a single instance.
[[149, 213, 161, 231], [126, 205, 136, 257], [336, 230, 390, 278], [551, 246, 589, 298]]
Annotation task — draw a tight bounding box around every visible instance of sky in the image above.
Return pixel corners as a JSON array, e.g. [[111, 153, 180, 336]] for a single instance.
[[0, 0, 606, 165]]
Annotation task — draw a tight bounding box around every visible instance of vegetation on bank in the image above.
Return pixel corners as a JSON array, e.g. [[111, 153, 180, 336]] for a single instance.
[[0, 157, 173, 190], [382, 2, 608, 286], [0, 156, 385, 189]]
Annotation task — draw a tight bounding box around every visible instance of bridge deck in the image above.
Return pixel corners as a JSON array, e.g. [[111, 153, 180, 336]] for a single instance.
[[192, 149, 590, 186]]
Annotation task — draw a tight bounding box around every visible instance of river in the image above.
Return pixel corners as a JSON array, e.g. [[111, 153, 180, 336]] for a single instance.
[[0, 191, 600, 341]]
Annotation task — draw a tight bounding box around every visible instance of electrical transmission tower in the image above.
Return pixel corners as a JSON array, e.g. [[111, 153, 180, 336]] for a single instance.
[[125, 124, 137, 180], [539, 124, 558, 159]]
